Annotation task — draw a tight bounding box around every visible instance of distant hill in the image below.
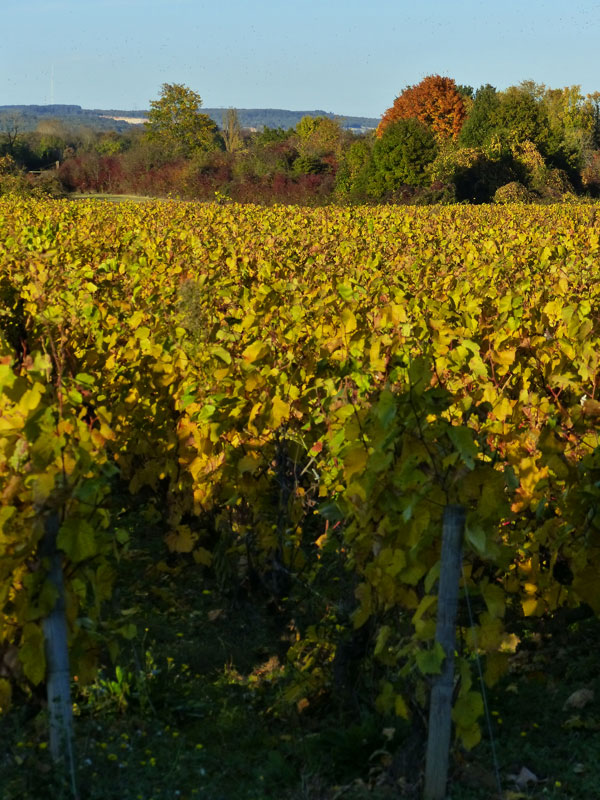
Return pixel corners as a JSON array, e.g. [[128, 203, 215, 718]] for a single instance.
[[202, 108, 378, 131], [0, 105, 136, 132], [0, 104, 378, 132]]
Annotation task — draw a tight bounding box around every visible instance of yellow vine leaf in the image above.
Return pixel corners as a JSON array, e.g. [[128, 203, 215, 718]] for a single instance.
[[242, 340, 268, 363], [165, 525, 197, 553], [269, 396, 290, 428]]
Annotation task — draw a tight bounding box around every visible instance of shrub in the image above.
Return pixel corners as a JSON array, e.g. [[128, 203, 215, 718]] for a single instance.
[[493, 181, 533, 203], [32, 170, 67, 198], [292, 154, 329, 176]]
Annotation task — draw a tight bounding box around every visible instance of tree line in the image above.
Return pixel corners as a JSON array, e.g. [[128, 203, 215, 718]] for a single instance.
[[1, 77, 600, 204]]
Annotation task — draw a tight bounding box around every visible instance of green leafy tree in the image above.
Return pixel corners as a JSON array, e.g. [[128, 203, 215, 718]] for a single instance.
[[222, 108, 244, 153], [367, 118, 437, 198], [541, 86, 595, 172], [296, 115, 322, 140], [459, 85, 500, 148], [586, 91, 600, 147], [254, 127, 294, 145], [490, 86, 551, 151], [295, 115, 344, 157], [145, 83, 220, 158], [335, 136, 374, 200], [456, 84, 474, 100]]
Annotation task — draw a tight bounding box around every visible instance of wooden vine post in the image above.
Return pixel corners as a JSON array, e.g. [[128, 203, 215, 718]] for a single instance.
[[40, 511, 77, 794], [423, 504, 465, 800]]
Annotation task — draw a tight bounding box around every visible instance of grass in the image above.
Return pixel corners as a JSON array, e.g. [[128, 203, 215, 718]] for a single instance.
[[2, 512, 600, 800]]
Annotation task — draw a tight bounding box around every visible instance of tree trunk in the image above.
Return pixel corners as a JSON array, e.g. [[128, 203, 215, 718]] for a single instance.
[[423, 504, 465, 800]]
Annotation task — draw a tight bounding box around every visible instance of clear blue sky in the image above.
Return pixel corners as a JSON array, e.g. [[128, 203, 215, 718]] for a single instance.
[[3, 0, 600, 119]]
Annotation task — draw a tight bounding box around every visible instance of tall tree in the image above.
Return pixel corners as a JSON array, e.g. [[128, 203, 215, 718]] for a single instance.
[[295, 116, 344, 157], [490, 86, 551, 151], [542, 86, 595, 170], [0, 112, 23, 157], [378, 76, 467, 141], [368, 118, 438, 197], [145, 83, 220, 158], [587, 91, 600, 147], [459, 85, 500, 148], [222, 108, 244, 153]]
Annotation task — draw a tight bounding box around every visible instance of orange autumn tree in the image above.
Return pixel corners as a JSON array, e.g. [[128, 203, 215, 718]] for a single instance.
[[378, 75, 467, 140]]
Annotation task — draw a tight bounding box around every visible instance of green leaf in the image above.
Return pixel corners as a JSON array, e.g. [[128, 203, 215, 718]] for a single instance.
[[482, 583, 505, 619], [317, 501, 344, 523], [374, 625, 391, 657], [415, 641, 445, 675], [375, 389, 396, 428], [57, 518, 98, 563], [337, 283, 354, 302], [447, 426, 477, 470], [465, 519, 487, 555], [212, 346, 231, 364], [117, 623, 137, 640], [452, 690, 484, 728], [455, 721, 482, 750], [76, 373, 95, 386], [198, 403, 216, 421], [19, 623, 46, 685], [67, 388, 83, 405], [18, 384, 44, 413], [375, 680, 394, 713], [343, 444, 369, 483], [115, 528, 130, 545], [192, 547, 212, 566]]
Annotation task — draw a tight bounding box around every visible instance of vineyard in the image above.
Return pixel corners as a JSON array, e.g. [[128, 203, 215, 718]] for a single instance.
[[2, 196, 600, 799]]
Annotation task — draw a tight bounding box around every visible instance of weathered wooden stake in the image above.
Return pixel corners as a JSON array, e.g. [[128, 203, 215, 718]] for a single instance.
[[423, 504, 465, 800], [40, 513, 77, 795]]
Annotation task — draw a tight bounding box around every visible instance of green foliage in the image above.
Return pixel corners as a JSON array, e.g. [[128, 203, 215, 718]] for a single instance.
[[334, 137, 373, 201], [295, 115, 322, 140], [254, 126, 295, 145], [292, 154, 328, 176], [145, 83, 221, 158], [491, 86, 551, 151], [367, 118, 437, 196], [4, 197, 600, 792], [428, 144, 516, 202], [296, 116, 344, 158], [459, 84, 500, 148]]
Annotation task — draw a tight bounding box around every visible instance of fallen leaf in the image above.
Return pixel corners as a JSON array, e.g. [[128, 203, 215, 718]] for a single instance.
[[508, 766, 538, 789], [563, 688, 594, 710], [207, 609, 224, 622]]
